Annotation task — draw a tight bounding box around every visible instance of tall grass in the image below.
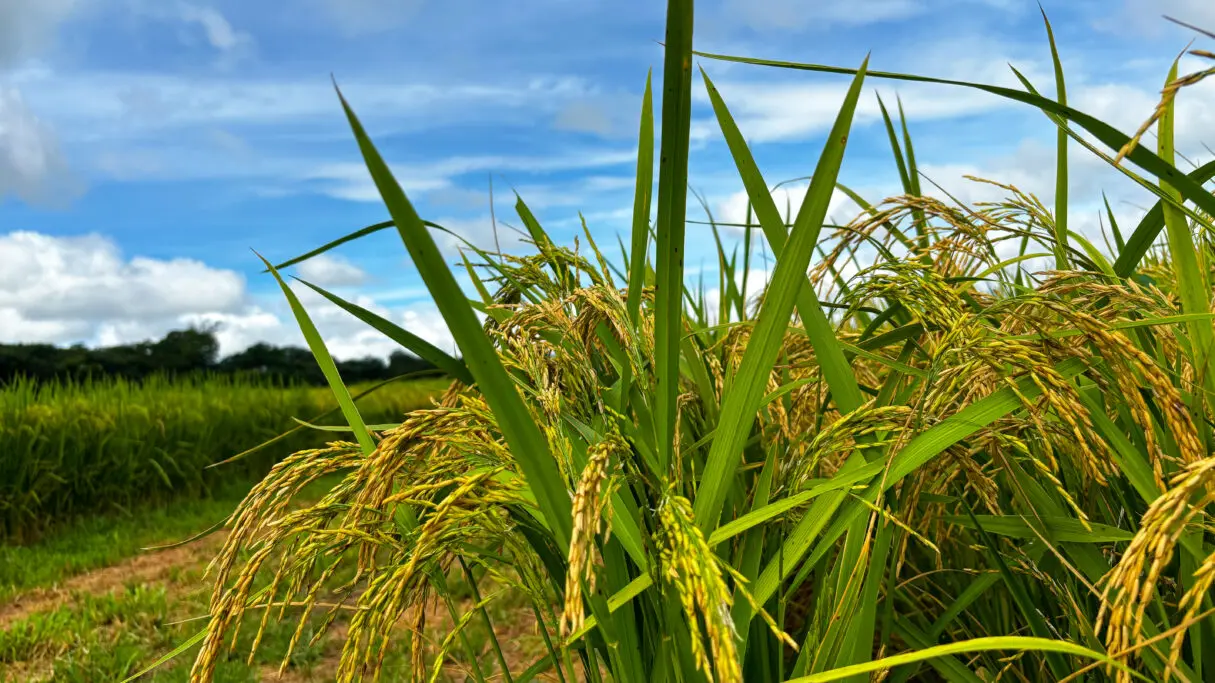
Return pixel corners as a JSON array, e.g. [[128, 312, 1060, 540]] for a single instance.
[[0, 374, 446, 541], [176, 5, 1215, 682]]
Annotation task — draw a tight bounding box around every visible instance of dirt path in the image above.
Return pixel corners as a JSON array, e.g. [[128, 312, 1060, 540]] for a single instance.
[[1, 530, 559, 682], [0, 531, 227, 631]]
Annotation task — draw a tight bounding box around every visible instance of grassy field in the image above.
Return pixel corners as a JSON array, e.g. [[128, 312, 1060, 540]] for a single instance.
[[0, 377, 456, 682], [0, 374, 448, 541], [171, 5, 1215, 682], [7, 1, 1215, 681], [0, 475, 552, 683]]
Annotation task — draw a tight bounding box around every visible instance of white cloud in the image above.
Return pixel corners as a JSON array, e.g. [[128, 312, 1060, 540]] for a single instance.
[[307, 149, 637, 204], [555, 100, 616, 137], [399, 306, 456, 354], [693, 74, 1034, 145], [126, 1, 252, 63], [0, 230, 456, 360], [0, 87, 82, 205], [0, 306, 88, 344], [714, 183, 867, 232], [9, 69, 595, 135], [0, 0, 81, 69], [0, 231, 245, 322], [1074, 67, 1215, 158], [175, 3, 245, 52], [0, 0, 84, 207], [553, 93, 641, 138], [1116, 0, 1215, 34], [294, 253, 368, 287], [700, 267, 775, 322], [431, 213, 530, 254]]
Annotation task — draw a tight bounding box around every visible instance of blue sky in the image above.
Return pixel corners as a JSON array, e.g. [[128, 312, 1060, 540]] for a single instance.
[[0, 0, 1212, 359]]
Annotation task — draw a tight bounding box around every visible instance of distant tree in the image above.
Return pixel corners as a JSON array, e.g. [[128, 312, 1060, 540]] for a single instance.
[[0, 326, 442, 386], [388, 350, 437, 377], [151, 327, 221, 375]]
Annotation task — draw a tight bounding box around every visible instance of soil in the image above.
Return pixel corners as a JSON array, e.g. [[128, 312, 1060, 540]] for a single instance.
[[0, 531, 227, 630]]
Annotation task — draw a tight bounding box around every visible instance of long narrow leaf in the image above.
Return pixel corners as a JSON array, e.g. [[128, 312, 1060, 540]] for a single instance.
[[693, 59, 870, 531], [652, 0, 695, 472], [334, 83, 573, 548], [294, 277, 473, 384]]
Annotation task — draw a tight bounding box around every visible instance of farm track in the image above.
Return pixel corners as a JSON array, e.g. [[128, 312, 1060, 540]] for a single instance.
[[0, 508, 554, 681], [0, 531, 227, 631]]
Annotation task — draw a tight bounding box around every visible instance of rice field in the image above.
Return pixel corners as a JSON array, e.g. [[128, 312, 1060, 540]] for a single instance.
[[0, 374, 448, 542], [10, 1, 1215, 682], [163, 4, 1215, 681]]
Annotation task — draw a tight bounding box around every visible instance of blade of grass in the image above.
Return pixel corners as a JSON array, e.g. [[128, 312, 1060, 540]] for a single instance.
[[1041, 7, 1070, 268], [693, 58, 870, 531], [294, 277, 473, 384], [334, 82, 573, 549], [942, 514, 1133, 542], [745, 357, 1088, 615], [690, 50, 1215, 221], [652, 0, 694, 473], [626, 70, 655, 327], [255, 252, 375, 455], [785, 636, 1146, 683]]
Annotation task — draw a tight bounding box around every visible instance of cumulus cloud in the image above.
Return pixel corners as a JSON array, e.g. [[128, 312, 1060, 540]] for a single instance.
[[553, 94, 641, 139], [0, 230, 455, 359], [294, 254, 368, 287], [0, 231, 245, 323], [305, 149, 636, 205], [692, 74, 1038, 145], [555, 100, 617, 137], [0, 1, 84, 207]]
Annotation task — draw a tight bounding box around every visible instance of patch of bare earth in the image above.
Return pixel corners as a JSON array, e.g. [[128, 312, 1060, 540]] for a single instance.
[[0, 531, 227, 631], [253, 587, 560, 683]]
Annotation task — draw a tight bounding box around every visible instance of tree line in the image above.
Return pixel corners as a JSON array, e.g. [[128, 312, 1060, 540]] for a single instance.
[[0, 327, 440, 386]]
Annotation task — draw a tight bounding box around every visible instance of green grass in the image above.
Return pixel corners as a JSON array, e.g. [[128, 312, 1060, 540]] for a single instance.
[[1, 564, 363, 682], [0, 473, 420, 682], [0, 374, 447, 541], [1, 522, 542, 683], [160, 6, 1215, 683], [0, 474, 352, 604]]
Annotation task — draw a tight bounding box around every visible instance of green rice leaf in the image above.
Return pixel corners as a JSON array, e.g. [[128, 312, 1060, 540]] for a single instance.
[[255, 251, 375, 455], [334, 82, 573, 548], [294, 277, 474, 384], [1041, 7, 1070, 268], [785, 636, 1145, 683], [691, 50, 1215, 221], [693, 57, 869, 531], [652, 0, 694, 472], [626, 70, 655, 326], [942, 514, 1133, 543], [747, 357, 1087, 611]]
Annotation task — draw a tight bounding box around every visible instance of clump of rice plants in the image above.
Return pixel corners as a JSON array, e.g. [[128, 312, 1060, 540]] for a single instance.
[[0, 374, 446, 541], [175, 2, 1215, 681]]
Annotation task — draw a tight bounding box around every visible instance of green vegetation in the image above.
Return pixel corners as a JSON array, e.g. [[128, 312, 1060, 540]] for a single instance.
[[0, 477, 260, 604], [0, 374, 448, 541], [0, 472, 542, 683], [0, 326, 439, 386], [152, 4, 1215, 682]]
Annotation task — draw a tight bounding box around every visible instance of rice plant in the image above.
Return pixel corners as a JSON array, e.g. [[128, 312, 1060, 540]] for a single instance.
[[0, 374, 444, 541], [175, 2, 1215, 681]]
